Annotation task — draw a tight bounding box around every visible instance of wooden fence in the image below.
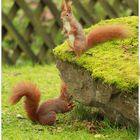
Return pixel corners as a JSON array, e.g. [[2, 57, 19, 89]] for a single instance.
[[2, 0, 138, 65]]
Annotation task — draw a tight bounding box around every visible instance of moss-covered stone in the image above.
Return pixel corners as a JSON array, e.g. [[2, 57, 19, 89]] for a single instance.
[[53, 16, 138, 92]]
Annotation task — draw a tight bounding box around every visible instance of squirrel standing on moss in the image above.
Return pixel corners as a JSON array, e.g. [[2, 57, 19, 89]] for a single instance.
[[10, 81, 74, 125], [61, 0, 131, 56]]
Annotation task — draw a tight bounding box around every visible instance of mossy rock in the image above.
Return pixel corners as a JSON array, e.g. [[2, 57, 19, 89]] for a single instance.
[[54, 16, 138, 92], [53, 16, 138, 126]]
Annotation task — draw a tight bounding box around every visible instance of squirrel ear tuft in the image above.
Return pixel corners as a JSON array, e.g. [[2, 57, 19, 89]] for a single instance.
[[67, 0, 72, 12], [61, 0, 67, 11]]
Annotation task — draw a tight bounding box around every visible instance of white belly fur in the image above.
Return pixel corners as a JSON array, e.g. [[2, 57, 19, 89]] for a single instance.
[[68, 34, 75, 47], [64, 21, 71, 32], [64, 21, 75, 48]]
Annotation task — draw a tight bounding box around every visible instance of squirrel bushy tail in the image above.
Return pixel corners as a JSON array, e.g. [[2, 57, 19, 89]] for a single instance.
[[10, 82, 40, 122], [87, 25, 130, 48], [10, 81, 73, 125]]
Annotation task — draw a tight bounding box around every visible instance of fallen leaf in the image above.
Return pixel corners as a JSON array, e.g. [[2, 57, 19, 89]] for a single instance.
[[94, 134, 105, 138], [16, 114, 25, 119], [56, 127, 63, 133]]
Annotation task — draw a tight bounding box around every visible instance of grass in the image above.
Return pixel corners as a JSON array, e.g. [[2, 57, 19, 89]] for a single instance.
[[2, 64, 137, 140], [53, 16, 138, 92]]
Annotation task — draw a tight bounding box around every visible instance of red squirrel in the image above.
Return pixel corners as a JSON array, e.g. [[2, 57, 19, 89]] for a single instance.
[[61, 0, 131, 56], [10, 81, 73, 125]]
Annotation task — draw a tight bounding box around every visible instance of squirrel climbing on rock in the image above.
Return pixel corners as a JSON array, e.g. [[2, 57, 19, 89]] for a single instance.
[[61, 0, 131, 56], [10, 81, 74, 125]]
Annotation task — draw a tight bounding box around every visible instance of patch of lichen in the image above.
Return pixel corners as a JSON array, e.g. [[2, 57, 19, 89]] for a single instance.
[[53, 16, 138, 92]]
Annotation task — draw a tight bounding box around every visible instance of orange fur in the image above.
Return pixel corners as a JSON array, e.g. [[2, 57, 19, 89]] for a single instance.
[[10, 82, 40, 121], [10, 81, 73, 125], [87, 25, 130, 48]]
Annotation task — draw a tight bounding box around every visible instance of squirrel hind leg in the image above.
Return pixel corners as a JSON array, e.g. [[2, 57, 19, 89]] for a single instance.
[[38, 111, 56, 125], [74, 41, 86, 56], [74, 47, 84, 57]]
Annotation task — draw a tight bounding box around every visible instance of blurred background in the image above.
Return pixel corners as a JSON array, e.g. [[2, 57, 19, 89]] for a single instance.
[[2, 0, 138, 65]]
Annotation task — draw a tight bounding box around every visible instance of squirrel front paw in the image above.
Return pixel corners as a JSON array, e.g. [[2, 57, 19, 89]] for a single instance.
[[67, 102, 75, 110]]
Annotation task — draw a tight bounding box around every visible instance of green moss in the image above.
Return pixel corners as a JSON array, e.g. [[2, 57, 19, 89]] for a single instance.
[[53, 16, 138, 92]]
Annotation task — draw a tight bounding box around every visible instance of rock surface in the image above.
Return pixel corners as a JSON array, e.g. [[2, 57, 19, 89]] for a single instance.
[[56, 59, 138, 127]]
